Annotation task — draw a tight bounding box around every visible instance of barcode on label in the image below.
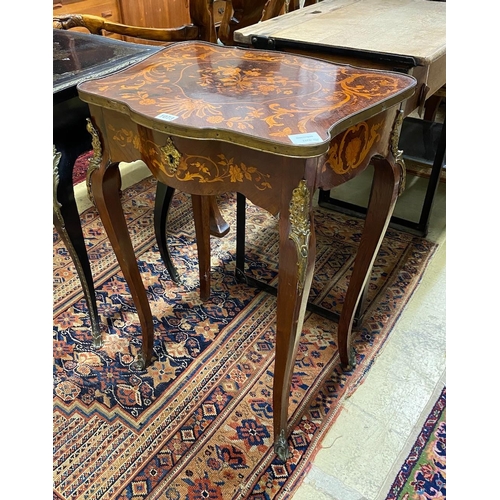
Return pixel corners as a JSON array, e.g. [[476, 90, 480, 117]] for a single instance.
[[156, 113, 179, 122]]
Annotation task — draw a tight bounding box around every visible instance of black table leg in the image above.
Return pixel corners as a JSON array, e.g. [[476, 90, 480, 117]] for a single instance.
[[154, 182, 181, 283], [53, 144, 102, 347]]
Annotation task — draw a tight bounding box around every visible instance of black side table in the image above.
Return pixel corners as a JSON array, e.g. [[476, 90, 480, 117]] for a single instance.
[[53, 30, 162, 344]]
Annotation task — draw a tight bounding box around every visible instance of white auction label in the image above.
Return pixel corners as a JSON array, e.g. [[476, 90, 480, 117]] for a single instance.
[[288, 132, 323, 145], [156, 113, 179, 121]]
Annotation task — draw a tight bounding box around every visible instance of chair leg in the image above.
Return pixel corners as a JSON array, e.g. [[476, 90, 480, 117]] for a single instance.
[[154, 182, 229, 286]]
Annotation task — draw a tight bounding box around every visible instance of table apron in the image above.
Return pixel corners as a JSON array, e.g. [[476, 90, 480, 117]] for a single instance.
[[316, 107, 397, 189], [89, 105, 400, 215]]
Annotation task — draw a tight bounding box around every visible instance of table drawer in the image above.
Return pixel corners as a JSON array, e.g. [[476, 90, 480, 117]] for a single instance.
[[53, 0, 122, 38]]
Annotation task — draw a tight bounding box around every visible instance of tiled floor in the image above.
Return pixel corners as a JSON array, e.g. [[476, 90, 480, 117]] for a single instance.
[[74, 151, 446, 500], [293, 168, 446, 500]]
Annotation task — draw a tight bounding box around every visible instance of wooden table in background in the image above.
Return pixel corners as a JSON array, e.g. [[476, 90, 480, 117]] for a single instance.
[[234, 0, 446, 236], [78, 40, 416, 461]]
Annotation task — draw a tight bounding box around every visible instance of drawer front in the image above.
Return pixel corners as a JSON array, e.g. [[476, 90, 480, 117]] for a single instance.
[[53, 0, 122, 37]]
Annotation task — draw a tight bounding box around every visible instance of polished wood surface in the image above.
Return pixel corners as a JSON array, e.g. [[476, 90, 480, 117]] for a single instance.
[[233, 0, 446, 237], [77, 40, 416, 462], [78, 43, 413, 154]]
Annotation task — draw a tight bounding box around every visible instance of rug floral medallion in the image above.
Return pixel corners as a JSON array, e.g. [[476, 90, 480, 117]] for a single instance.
[[53, 176, 437, 499]]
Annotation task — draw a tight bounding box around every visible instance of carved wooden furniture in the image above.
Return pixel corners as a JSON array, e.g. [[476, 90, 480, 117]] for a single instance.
[[77, 40, 416, 461], [53, 6, 217, 44], [53, 29, 162, 344], [234, 0, 446, 236], [53, 0, 123, 38]]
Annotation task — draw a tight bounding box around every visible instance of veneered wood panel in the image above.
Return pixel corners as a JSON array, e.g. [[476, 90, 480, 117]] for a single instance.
[[118, 0, 191, 28], [53, 0, 122, 21]]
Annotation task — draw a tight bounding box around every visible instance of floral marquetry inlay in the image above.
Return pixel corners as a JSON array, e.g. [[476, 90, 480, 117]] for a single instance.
[[323, 121, 383, 175], [109, 125, 273, 190], [167, 152, 273, 190], [78, 41, 416, 156]]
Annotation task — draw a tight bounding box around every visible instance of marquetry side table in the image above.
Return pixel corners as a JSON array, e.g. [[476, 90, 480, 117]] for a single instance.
[[77, 40, 416, 461]]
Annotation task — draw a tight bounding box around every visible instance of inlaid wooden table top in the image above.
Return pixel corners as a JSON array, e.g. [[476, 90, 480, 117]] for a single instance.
[[77, 40, 416, 463], [78, 41, 415, 157]]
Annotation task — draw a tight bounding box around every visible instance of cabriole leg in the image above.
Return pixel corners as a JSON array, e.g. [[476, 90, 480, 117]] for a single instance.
[[86, 119, 154, 369], [273, 180, 316, 462]]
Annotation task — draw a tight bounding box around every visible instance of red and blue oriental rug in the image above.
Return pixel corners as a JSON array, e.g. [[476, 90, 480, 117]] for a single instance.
[[384, 385, 446, 499], [53, 176, 437, 499], [72, 150, 93, 186]]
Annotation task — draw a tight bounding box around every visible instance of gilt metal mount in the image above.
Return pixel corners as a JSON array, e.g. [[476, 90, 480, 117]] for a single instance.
[[161, 137, 182, 174], [85, 118, 104, 204], [274, 429, 292, 463], [288, 180, 311, 292], [390, 109, 406, 196]]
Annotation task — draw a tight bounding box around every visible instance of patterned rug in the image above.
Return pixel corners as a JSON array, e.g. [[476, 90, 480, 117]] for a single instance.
[[384, 386, 446, 499], [72, 151, 93, 186], [53, 176, 437, 499]]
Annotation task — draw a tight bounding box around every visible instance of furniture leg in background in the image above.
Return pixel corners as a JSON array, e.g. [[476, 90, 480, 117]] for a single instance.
[[53, 131, 102, 346], [154, 184, 230, 286]]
